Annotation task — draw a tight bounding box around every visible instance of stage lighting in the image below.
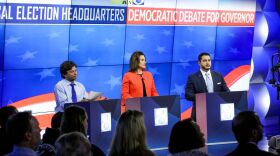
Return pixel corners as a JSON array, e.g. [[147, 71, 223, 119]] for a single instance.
[[269, 48, 280, 99]]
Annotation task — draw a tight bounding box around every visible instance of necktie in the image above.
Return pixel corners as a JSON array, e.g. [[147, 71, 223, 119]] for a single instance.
[[70, 83, 77, 102], [205, 73, 213, 93]]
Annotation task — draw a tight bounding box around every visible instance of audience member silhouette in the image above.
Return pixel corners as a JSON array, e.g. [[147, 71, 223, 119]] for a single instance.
[[0, 105, 18, 155], [109, 110, 155, 156], [6, 111, 41, 156], [168, 118, 208, 156], [37, 112, 63, 156], [42, 112, 63, 146], [55, 132, 92, 156], [226, 111, 276, 156], [60, 105, 105, 156]]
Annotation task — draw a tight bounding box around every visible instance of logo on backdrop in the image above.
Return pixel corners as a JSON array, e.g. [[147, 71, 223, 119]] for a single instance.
[[133, 0, 144, 5]]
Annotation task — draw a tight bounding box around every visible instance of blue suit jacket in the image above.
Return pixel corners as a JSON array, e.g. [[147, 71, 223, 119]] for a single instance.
[[185, 70, 230, 101], [185, 70, 229, 120]]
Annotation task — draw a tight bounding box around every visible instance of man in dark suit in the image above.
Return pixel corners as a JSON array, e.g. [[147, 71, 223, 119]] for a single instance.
[[185, 52, 229, 121], [226, 111, 276, 156]]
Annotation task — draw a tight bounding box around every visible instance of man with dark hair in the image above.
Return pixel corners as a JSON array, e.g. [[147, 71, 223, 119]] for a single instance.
[[185, 52, 229, 121], [226, 111, 275, 156], [54, 61, 88, 112], [6, 111, 41, 156], [54, 61, 105, 112], [0, 105, 18, 155]]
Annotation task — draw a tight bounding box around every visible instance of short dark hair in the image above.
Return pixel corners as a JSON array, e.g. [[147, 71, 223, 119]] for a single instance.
[[60, 61, 77, 78], [0, 105, 18, 128], [60, 106, 87, 136], [232, 111, 263, 144], [55, 132, 92, 156], [129, 51, 145, 72], [168, 118, 205, 154], [198, 52, 211, 62], [51, 112, 63, 129], [6, 111, 33, 144]]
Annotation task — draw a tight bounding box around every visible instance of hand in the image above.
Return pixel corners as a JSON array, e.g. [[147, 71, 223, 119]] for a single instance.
[[94, 95, 107, 101]]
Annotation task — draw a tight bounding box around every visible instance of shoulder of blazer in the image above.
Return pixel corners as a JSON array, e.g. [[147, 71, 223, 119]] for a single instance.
[[211, 71, 223, 77], [124, 71, 135, 77], [143, 71, 153, 77], [194, 71, 203, 78]]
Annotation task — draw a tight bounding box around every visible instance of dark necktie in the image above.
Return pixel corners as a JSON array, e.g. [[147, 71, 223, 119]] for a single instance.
[[70, 83, 77, 102], [139, 74, 147, 97]]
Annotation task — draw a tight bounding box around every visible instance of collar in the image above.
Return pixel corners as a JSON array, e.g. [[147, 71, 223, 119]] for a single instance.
[[200, 69, 211, 76], [63, 79, 76, 85]]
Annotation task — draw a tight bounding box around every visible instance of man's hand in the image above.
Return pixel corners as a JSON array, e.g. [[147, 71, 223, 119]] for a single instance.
[[94, 95, 108, 101]]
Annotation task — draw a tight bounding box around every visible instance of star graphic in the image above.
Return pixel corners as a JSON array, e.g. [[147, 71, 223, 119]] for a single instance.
[[134, 34, 145, 40], [186, 27, 194, 32], [183, 41, 193, 48], [7, 100, 14, 105], [17, 50, 37, 62], [105, 75, 121, 89], [124, 52, 132, 62], [230, 48, 240, 54], [68, 44, 79, 52], [179, 59, 191, 68], [83, 59, 98, 66], [102, 39, 114, 46], [148, 67, 160, 75], [246, 29, 253, 34], [228, 33, 236, 38], [170, 83, 185, 95], [85, 27, 96, 33], [155, 46, 167, 54], [5, 36, 21, 46], [48, 31, 61, 39], [36, 68, 55, 80], [207, 37, 215, 42], [163, 30, 171, 36], [0, 77, 6, 82]]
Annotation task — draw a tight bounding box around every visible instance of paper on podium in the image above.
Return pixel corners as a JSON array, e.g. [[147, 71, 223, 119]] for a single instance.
[[87, 91, 103, 101]]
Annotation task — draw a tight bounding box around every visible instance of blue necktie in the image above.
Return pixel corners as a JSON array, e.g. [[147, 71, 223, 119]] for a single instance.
[[70, 83, 77, 103]]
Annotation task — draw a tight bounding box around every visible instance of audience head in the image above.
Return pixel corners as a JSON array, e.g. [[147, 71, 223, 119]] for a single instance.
[[60, 61, 77, 81], [60, 105, 88, 136], [268, 135, 280, 155], [129, 51, 146, 72], [109, 110, 148, 156], [55, 132, 92, 156], [51, 112, 63, 129], [198, 52, 211, 71], [232, 111, 263, 144], [6, 111, 41, 149], [168, 118, 205, 154], [0, 105, 18, 128]]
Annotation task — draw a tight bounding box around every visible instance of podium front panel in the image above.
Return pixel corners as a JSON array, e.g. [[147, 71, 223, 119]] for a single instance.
[[126, 95, 180, 149], [196, 91, 248, 143]]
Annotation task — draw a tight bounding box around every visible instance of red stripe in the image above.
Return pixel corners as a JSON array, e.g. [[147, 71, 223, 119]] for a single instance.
[[34, 113, 54, 129], [10, 93, 55, 108], [224, 65, 251, 88], [181, 107, 192, 120]]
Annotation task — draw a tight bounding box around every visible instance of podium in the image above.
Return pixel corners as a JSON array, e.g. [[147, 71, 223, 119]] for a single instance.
[[126, 95, 180, 149], [65, 99, 121, 154], [196, 91, 248, 144]]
